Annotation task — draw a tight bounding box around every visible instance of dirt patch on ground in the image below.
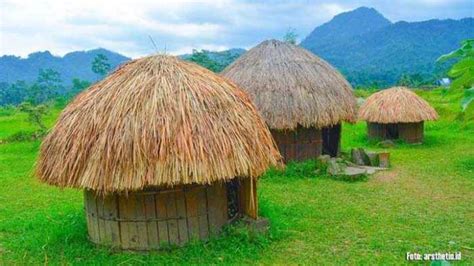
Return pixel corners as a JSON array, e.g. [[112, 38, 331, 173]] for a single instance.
[[372, 169, 399, 183]]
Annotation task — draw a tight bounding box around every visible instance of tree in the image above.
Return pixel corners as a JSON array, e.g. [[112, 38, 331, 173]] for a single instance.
[[18, 102, 48, 132], [398, 73, 432, 87], [188, 50, 222, 72], [92, 54, 111, 78], [437, 39, 474, 111], [283, 28, 298, 45], [70, 78, 91, 96], [28, 69, 63, 104], [0, 81, 28, 106]]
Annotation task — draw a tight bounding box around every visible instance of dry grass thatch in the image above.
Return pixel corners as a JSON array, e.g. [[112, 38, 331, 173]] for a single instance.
[[358, 87, 439, 123], [221, 39, 357, 130], [36, 55, 282, 194]]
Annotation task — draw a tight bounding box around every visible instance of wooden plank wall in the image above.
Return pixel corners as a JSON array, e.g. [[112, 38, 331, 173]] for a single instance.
[[399, 122, 424, 143], [271, 126, 322, 162], [368, 122, 424, 144], [367, 122, 386, 140], [84, 182, 228, 250]]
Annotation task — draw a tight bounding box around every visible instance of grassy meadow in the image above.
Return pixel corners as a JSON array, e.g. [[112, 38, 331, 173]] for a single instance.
[[0, 89, 473, 264]]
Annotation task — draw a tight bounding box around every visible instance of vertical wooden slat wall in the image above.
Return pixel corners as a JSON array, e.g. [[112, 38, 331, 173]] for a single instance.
[[84, 182, 228, 250], [399, 122, 424, 143], [271, 126, 322, 162], [367, 122, 385, 140], [368, 122, 424, 144]]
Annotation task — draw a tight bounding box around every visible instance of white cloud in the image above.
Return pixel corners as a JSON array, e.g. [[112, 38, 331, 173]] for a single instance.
[[0, 0, 472, 58]]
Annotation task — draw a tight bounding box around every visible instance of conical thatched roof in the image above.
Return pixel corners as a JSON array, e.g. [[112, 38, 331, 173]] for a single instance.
[[358, 87, 439, 123], [221, 39, 357, 130], [37, 55, 282, 194]]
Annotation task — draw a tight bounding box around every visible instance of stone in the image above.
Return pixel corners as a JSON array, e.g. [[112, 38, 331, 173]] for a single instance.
[[344, 166, 367, 176], [317, 155, 331, 164], [358, 166, 387, 174], [316, 155, 331, 173], [378, 140, 395, 148], [242, 216, 270, 233], [351, 148, 370, 165], [328, 158, 346, 175]]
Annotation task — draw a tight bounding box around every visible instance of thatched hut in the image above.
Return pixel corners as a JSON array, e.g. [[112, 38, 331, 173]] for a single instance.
[[358, 87, 438, 143], [222, 40, 357, 161], [36, 55, 281, 250]]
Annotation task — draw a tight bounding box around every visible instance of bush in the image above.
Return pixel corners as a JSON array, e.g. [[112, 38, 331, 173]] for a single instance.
[[0, 105, 16, 117], [4, 130, 46, 143]]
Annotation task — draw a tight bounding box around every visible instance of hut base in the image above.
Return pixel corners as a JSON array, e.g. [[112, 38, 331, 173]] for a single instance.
[[84, 179, 260, 250], [271, 126, 322, 162], [84, 183, 228, 250], [367, 122, 424, 144]]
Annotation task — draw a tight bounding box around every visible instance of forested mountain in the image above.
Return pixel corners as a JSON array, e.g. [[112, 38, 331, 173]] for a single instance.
[[300, 7, 473, 86], [0, 6, 472, 100], [0, 48, 130, 85]]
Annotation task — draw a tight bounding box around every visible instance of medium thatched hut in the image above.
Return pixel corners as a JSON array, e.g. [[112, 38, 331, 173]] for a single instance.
[[222, 40, 357, 161], [36, 55, 281, 250], [358, 87, 438, 143]]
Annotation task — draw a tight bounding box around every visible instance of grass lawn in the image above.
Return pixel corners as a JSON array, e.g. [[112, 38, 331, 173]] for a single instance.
[[0, 89, 473, 264]]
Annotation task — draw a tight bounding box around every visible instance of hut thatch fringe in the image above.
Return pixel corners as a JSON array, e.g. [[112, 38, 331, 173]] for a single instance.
[[358, 87, 439, 123], [36, 55, 282, 194], [221, 39, 357, 130]]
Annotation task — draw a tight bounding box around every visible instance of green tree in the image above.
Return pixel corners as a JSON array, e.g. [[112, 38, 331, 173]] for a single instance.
[[92, 54, 111, 77], [28, 69, 62, 104], [398, 73, 432, 87], [283, 28, 298, 45], [70, 78, 91, 96], [18, 102, 48, 132], [0, 81, 28, 106], [437, 39, 474, 111], [188, 50, 222, 72]]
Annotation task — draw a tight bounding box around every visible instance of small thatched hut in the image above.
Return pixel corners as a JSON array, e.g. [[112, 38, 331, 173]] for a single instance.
[[36, 55, 281, 250], [358, 87, 438, 143], [222, 40, 357, 161]]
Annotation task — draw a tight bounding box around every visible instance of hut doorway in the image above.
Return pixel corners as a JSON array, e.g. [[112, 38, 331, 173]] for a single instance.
[[385, 123, 399, 139], [322, 124, 341, 157]]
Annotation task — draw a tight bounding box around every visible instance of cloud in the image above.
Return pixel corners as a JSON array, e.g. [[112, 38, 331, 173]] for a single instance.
[[0, 0, 472, 58]]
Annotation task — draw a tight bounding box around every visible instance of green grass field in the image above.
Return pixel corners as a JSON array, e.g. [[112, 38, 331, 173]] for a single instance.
[[0, 89, 473, 264]]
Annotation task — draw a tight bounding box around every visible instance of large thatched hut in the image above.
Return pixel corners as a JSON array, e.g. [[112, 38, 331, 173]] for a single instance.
[[36, 55, 281, 250], [358, 87, 438, 143], [222, 40, 357, 161]]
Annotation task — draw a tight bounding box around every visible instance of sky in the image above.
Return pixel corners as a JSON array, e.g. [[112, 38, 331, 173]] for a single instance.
[[0, 0, 472, 58]]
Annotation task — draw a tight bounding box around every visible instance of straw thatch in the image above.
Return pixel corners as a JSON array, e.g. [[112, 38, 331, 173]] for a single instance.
[[221, 39, 357, 130], [36, 55, 282, 194], [358, 87, 439, 123]]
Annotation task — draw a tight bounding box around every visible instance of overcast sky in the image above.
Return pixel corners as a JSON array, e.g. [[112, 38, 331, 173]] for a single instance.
[[0, 0, 472, 58]]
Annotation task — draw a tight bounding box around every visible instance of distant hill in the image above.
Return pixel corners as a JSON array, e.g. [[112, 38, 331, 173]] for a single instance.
[[0, 48, 130, 85], [300, 7, 474, 86], [180, 48, 246, 66], [1, 7, 472, 89]]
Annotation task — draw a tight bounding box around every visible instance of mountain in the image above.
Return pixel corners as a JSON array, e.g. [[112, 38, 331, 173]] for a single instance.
[[0, 48, 130, 85], [301, 7, 391, 52], [300, 7, 473, 86]]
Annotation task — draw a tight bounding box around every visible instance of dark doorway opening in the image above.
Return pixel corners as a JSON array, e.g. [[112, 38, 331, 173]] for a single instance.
[[226, 180, 240, 221], [322, 124, 341, 157], [385, 123, 399, 139]]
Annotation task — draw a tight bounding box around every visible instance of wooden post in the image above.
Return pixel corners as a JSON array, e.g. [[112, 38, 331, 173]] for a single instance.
[[239, 178, 258, 219]]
